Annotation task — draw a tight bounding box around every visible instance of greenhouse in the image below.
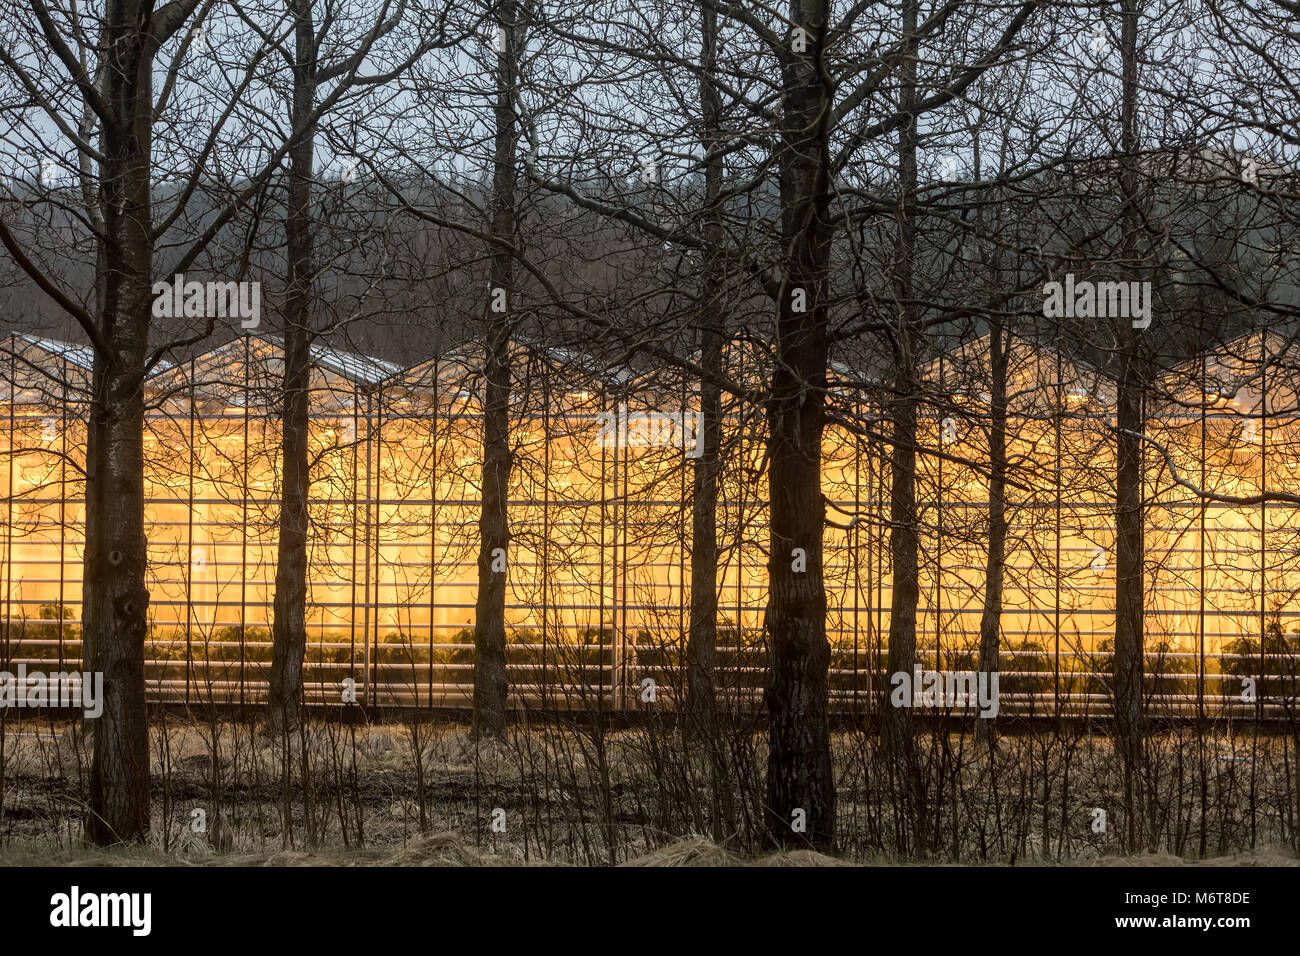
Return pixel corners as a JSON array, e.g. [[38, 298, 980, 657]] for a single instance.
[[1, 329, 1296, 717]]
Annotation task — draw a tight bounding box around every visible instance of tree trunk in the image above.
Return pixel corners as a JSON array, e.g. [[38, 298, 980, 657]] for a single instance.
[[882, 367, 919, 757], [85, 343, 152, 845], [472, 0, 521, 739], [763, 0, 835, 851], [1113, 0, 1147, 849], [85, 4, 158, 845], [685, 330, 722, 743], [268, 0, 318, 736], [1114, 371, 1144, 783], [882, 0, 922, 768], [684, 0, 724, 750], [975, 321, 1007, 748]]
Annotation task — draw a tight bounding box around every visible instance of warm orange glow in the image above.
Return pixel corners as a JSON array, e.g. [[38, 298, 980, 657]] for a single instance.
[[2, 331, 1297, 710]]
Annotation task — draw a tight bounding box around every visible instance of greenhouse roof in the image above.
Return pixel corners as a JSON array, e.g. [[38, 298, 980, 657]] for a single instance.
[[142, 333, 402, 417], [7, 333, 95, 372], [152, 333, 400, 387], [1159, 329, 1300, 416], [916, 329, 1115, 411], [395, 338, 633, 396], [309, 338, 401, 385], [0, 333, 96, 406]]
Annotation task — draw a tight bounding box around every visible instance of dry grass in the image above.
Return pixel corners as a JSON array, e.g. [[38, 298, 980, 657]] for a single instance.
[[0, 836, 1293, 867], [2, 717, 1299, 866]]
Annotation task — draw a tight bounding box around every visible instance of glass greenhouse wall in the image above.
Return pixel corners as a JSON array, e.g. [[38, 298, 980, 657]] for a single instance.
[[2, 330, 1298, 716]]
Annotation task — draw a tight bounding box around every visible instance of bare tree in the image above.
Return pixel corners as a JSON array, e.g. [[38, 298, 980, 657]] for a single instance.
[[0, 0, 212, 843], [683, 0, 734, 841], [261, 0, 434, 735], [1111, 0, 1149, 847], [473, 0, 529, 739]]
